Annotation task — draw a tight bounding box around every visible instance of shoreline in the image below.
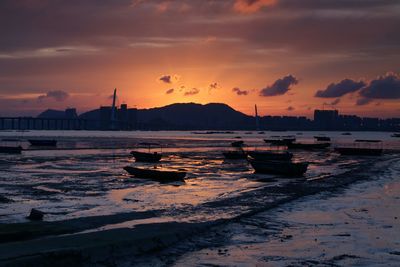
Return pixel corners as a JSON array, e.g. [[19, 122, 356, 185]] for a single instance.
[[0, 155, 397, 266]]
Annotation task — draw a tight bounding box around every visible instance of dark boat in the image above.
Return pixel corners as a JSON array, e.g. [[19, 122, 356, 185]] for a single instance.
[[0, 146, 22, 154], [391, 133, 400, 138], [335, 139, 383, 156], [1, 138, 20, 142], [287, 142, 330, 150], [248, 159, 308, 176], [314, 136, 331, 142], [334, 147, 383, 156], [231, 141, 244, 147], [247, 151, 293, 161], [264, 139, 294, 146], [123, 166, 186, 182], [130, 151, 162, 162], [223, 151, 247, 159], [341, 132, 352, 136], [131, 142, 163, 162], [28, 139, 57, 146]]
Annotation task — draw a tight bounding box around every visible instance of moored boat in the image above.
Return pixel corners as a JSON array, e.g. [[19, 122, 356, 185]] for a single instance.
[[391, 133, 400, 138], [0, 146, 22, 154], [335, 139, 383, 156], [287, 142, 330, 150], [248, 159, 308, 176], [130, 151, 162, 162], [314, 136, 331, 142], [28, 139, 57, 146], [223, 151, 247, 159], [123, 166, 186, 182], [247, 150, 293, 161]]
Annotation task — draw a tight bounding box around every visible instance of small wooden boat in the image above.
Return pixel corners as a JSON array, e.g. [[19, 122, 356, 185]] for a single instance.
[[287, 142, 330, 150], [334, 147, 383, 156], [231, 141, 244, 147], [247, 151, 293, 161], [0, 146, 22, 154], [248, 159, 308, 176], [335, 139, 383, 156], [223, 151, 247, 159], [131, 151, 162, 162], [28, 139, 57, 146], [314, 136, 331, 142], [123, 166, 186, 182]]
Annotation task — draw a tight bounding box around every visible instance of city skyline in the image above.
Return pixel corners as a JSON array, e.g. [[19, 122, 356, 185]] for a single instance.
[[0, 0, 399, 118]]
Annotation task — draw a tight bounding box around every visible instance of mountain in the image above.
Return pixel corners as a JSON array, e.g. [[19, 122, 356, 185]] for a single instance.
[[37, 109, 66, 119], [136, 103, 254, 130], [77, 102, 256, 130]]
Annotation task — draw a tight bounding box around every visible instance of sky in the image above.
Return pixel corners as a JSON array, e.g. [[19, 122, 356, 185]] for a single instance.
[[0, 0, 399, 118]]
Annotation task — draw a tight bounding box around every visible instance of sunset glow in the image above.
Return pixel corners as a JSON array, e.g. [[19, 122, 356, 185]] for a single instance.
[[0, 0, 399, 118]]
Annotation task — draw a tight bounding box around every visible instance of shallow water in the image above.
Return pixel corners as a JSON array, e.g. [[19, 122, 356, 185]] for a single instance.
[[0, 130, 399, 225]]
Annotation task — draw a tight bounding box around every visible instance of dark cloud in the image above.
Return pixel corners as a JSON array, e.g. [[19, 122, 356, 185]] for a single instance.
[[315, 79, 366, 98], [286, 106, 294, 111], [37, 90, 69, 102], [232, 87, 249, 96], [159, 75, 175, 84], [359, 72, 400, 99], [356, 97, 373, 106], [209, 82, 219, 90], [259, 75, 298, 97], [165, 88, 174, 94], [184, 88, 200, 96]]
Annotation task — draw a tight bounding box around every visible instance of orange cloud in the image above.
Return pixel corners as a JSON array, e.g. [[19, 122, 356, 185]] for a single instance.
[[233, 0, 277, 14]]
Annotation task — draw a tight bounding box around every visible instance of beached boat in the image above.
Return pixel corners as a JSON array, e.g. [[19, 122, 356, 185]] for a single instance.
[[123, 166, 186, 182], [223, 151, 247, 159], [0, 146, 22, 154], [334, 147, 383, 156], [247, 151, 293, 161], [231, 141, 244, 147], [130, 151, 162, 162], [248, 159, 308, 176], [131, 142, 163, 162], [314, 136, 331, 142], [28, 139, 57, 146], [287, 142, 330, 150], [335, 139, 383, 156]]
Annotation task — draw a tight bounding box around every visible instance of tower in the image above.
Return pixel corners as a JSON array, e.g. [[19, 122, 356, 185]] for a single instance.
[[110, 88, 117, 130], [255, 104, 260, 131]]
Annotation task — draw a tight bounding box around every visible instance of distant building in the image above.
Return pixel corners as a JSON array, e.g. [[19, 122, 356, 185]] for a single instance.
[[314, 109, 339, 130]]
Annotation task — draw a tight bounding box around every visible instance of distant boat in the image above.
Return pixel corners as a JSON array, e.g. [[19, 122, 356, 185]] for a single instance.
[[231, 141, 244, 147], [391, 133, 400, 138], [131, 142, 163, 162], [248, 159, 308, 177], [335, 139, 383, 156], [264, 138, 295, 146], [28, 139, 57, 147], [341, 132, 352, 136], [314, 136, 331, 142], [123, 166, 186, 182], [130, 151, 162, 162], [1, 138, 20, 142], [247, 151, 293, 161], [0, 146, 22, 154], [287, 142, 330, 150], [223, 151, 247, 159], [258, 131, 265, 134]]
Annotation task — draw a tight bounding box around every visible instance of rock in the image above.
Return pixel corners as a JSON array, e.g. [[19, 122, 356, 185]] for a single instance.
[[27, 208, 45, 221]]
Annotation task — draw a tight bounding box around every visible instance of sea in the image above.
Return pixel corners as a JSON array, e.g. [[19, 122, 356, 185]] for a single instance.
[[0, 130, 399, 266]]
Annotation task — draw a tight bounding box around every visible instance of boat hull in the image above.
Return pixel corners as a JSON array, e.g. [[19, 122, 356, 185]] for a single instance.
[[249, 159, 308, 177], [0, 146, 22, 154], [130, 151, 162, 162], [334, 147, 383, 156], [287, 142, 330, 150], [223, 151, 247, 159], [247, 151, 293, 161], [28, 140, 57, 146], [123, 166, 186, 182]]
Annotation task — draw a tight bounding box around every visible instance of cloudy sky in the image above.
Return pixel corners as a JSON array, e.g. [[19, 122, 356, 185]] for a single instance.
[[0, 0, 399, 117]]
